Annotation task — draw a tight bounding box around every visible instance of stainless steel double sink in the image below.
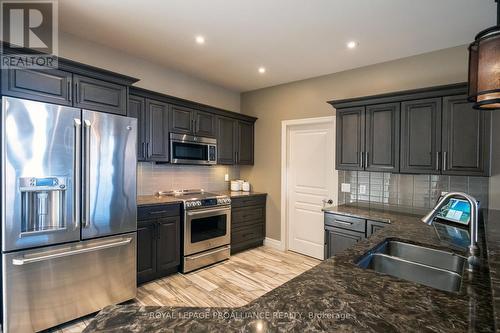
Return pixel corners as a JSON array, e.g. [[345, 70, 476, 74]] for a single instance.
[[356, 240, 466, 293]]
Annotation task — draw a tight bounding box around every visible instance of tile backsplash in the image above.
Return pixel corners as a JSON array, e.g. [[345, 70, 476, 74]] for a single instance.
[[138, 162, 239, 195], [338, 171, 489, 215]]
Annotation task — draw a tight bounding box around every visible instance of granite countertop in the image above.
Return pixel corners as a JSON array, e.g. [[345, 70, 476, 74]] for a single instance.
[[137, 191, 266, 206], [84, 205, 497, 332]]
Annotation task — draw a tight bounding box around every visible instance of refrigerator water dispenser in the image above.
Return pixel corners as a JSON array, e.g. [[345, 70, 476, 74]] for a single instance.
[[19, 177, 67, 234]]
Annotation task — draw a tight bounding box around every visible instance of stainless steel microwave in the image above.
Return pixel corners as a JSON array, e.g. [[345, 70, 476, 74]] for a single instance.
[[170, 133, 217, 165]]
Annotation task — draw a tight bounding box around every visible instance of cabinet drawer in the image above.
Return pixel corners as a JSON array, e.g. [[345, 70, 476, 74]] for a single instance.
[[324, 213, 366, 233], [232, 224, 264, 245], [138, 204, 181, 220], [232, 206, 264, 225], [231, 195, 266, 208]]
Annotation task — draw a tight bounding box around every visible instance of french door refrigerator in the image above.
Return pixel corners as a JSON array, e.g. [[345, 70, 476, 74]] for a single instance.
[[1, 97, 137, 333]]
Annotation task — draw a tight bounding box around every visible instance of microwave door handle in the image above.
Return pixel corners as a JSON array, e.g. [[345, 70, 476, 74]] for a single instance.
[[73, 119, 82, 230]]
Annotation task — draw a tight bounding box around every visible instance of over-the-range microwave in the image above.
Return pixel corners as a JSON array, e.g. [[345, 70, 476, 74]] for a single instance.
[[169, 133, 217, 165]]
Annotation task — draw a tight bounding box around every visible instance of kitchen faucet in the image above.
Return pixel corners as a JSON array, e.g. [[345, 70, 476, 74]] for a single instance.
[[421, 192, 480, 271]]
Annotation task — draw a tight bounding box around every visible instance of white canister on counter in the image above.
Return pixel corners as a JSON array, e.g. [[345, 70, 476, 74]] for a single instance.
[[242, 181, 250, 192], [230, 180, 241, 191]]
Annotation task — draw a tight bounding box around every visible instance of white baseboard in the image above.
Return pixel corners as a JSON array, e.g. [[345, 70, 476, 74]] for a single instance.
[[263, 237, 284, 251]]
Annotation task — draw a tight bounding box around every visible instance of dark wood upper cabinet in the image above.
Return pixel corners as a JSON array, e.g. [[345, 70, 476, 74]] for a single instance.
[[336, 107, 365, 170], [365, 103, 400, 172], [400, 98, 442, 174], [170, 105, 194, 134], [195, 111, 216, 137], [147, 99, 170, 162], [216, 116, 237, 165], [442, 95, 491, 176], [156, 217, 181, 273], [170, 106, 216, 137], [73, 75, 127, 115], [128, 95, 148, 161], [1, 68, 73, 106], [237, 121, 254, 165]]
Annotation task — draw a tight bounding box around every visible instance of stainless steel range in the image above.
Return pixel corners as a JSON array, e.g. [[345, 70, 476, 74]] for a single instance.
[[157, 190, 231, 273]]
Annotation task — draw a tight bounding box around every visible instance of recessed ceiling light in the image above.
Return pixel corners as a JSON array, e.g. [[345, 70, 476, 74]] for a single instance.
[[195, 35, 205, 44], [258, 67, 266, 74], [347, 41, 358, 49]]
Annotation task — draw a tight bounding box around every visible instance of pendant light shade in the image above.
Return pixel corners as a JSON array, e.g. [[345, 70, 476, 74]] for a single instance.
[[468, 1, 500, 110]]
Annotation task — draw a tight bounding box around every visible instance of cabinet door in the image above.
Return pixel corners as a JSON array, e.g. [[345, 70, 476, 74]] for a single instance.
[[237, 121, 254, 165], [366, 220, 388, 237], [365, 103, 400, 172], [137, 221, 157, 284], [73, 75, 127, 115], [147, 99, 170, 162], [325, 227, 364, 259], [442, 95, 491, 176], [195, 111, 216, 137], [128, 96, 148, 161], [156, 217, 180, 273], [336, 107, 365, 170], [1, 68, 73, 106], [400, 98, 442, 174], [170, 105, 194, 134], [216, 116, 237, 164]]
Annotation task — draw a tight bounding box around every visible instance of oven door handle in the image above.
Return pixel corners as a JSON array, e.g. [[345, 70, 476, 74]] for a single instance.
[[186, 207, 231, 217]]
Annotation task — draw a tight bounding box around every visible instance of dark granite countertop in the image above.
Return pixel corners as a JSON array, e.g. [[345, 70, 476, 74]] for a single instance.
[[84, 205, 497, 332], [137, 191, 266, 206], [216, 190, 267, 198], [137, 195, 183, 206]]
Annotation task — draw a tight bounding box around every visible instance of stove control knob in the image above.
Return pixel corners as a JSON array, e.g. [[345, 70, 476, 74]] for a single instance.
[[196, 201, 202, 207], [186, 202, 193, 208], [226, 198, 231, 204]]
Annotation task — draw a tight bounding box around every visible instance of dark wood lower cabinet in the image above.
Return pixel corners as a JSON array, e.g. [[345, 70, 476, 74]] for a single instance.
[[230, 195, 266, 254], [324, 213, 389, 259], [137, 204, 180, 284], [325, 226, 364, 258]]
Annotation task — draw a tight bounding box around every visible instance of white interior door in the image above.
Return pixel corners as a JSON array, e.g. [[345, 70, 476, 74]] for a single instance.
[[285, 118, 337, 259]]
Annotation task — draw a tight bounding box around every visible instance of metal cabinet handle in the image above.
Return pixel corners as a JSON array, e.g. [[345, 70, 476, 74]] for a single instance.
[[75, 81, 79, 103], [365, 151, 369, 169], [12, 238, 132, 265], [150, 210, 169, 215], [83, 120, 91, 228], [73, 119, 82, 229], [436, 152, 441, 171], [360, 152, 364, 168], [334, 220, 353, 226], [443, 151, 447, 171], [68, 80, 72, 102], [146, 142, 150, 158]]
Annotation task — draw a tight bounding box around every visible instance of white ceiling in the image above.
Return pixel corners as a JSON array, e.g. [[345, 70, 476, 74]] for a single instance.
[[59, 0, 497, 92]]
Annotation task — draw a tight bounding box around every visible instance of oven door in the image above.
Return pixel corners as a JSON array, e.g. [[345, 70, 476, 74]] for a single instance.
[[184, 207, 230, 255], [170, 140, 216, 165]]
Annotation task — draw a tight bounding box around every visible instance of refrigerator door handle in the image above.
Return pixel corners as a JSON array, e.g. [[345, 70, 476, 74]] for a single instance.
[[74, 119, 82, 230], [11, 237, 133, 265], [83, 119, 92, 228]]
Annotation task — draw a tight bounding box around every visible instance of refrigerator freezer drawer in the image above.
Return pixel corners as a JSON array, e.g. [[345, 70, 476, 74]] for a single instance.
[[2, 233, 137, 333]]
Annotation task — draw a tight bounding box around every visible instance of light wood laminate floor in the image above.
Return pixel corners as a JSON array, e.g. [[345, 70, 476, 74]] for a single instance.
[[47, 246, 320, 332]]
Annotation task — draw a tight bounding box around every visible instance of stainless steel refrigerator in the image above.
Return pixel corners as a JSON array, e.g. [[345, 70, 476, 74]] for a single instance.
[[1, 97, 137, 332]]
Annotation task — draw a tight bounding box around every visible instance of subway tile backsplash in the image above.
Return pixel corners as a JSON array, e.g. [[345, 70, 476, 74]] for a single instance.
[[338, 171, 489, 215], [137, 162, 239, 195]]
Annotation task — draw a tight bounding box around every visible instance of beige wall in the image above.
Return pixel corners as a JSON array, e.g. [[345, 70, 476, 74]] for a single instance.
[[59, 32, 240, 112], [240, 45, 471, 241]]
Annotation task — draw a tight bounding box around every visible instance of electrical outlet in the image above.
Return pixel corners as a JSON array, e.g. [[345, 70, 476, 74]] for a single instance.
[[341, 183, 351, 193], [224, 174, 229, 181], [359, 185, 367, 195]]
